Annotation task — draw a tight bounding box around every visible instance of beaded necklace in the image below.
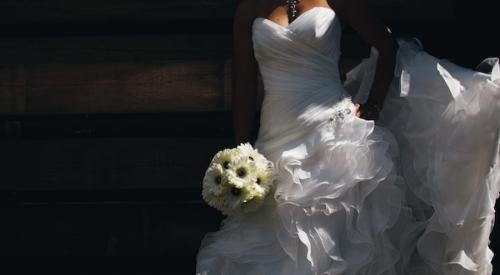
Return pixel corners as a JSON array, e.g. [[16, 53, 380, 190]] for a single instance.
[[285, 0, 300, 19]]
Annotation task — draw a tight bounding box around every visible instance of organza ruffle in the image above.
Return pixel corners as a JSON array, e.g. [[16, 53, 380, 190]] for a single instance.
[[346, 39, 500, 274], [197, 102, 409, 274]]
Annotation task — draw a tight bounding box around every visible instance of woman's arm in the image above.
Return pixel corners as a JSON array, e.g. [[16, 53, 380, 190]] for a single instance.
[[232, 0, 259, 145], [328, 0, 399, 119]]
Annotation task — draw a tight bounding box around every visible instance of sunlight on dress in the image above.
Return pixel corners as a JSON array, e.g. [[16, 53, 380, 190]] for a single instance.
[[196, 7, 500, 275]]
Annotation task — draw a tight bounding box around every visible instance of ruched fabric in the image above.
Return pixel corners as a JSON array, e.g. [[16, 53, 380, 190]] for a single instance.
[[196, 7, 500, 275]]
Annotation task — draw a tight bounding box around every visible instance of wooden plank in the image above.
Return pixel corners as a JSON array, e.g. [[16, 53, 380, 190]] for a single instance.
[[0, 35, 235, 114], [0, 112, 234, 139], [0, 65, 27, 114], [0, 61, 230, 114], [0, 20, 233, 36], [0, 203, 222, 259], [0, 35, 231, 64], [27, 62, 225, 113], [0, 137, 233, 190], [0, 0, 236, 24], [0, 189, 202, 205]]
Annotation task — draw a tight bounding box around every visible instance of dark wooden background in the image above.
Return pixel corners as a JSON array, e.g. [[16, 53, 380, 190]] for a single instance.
[[0, 0, 498, 274]]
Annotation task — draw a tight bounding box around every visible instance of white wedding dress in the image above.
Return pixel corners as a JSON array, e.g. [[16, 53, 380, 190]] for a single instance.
[[196, 7, 500, 275]]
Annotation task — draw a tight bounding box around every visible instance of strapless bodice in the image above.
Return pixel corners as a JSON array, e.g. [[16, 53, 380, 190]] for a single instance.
[[251, 7, 354, 153], [252, 7, 343, 95]]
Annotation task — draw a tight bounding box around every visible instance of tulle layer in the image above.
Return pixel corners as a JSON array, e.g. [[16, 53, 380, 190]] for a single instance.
[[196, 39, 500, 275], [346, 39, 500, 274]]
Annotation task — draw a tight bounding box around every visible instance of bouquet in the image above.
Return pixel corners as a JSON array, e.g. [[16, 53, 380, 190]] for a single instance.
[[202, 142, 276, 215]]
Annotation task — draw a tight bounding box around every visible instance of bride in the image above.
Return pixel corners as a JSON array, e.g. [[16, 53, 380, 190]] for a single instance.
[[196, 0, 500, 274]]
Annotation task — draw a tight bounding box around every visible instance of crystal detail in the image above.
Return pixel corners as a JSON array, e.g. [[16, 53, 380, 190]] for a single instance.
[[327, 97, 356, 124]]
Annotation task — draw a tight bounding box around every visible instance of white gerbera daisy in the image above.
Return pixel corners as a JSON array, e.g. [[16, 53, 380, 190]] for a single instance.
[[253, 167, 275, 193], [223, 176, 250, 209], [211, 148, 238, 170], [222, 174, 263, 215], [237, 142, 265, 164], [231, 155, 257, 180], [202, 164, 230, 210], [239, 188, 266, 213], [202, 163, 226, 195]]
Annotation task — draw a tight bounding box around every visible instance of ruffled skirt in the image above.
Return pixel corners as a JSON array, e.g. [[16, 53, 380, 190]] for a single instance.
[[196, 39, 500, 275]]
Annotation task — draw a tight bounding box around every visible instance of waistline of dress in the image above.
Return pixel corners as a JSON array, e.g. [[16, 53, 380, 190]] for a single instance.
[[256, 95, 356, 156]]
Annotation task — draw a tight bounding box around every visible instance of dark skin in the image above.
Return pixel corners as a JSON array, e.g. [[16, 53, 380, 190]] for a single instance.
[[232, 0, 399, 145]]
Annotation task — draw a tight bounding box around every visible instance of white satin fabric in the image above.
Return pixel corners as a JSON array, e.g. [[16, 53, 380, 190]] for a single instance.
[[196, 7, 500, 275]]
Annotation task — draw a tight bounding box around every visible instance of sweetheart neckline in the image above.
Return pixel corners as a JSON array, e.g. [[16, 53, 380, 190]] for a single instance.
[[253, 6, 335, 30]]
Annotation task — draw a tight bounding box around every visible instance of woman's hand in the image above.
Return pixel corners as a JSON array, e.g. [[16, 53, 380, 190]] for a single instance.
[[354, 103, 361, 118], [354, 102, 382, 121]]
